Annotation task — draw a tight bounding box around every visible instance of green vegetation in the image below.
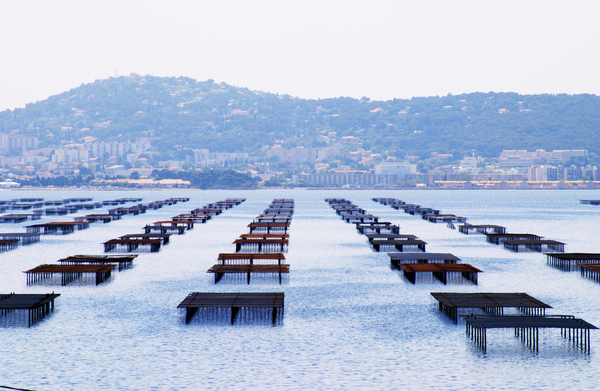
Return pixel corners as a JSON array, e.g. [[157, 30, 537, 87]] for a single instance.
[[1, 75, 598, 159], [151, 169, 258, 189]]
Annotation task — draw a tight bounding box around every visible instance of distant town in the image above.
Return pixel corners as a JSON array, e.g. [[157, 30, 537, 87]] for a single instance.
[[0, 131, 596, 189]]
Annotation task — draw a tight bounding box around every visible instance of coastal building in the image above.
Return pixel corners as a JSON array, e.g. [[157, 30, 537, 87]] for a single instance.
[[292, 173, 398, 187], [374, 161, 416, 179], [0, 134, 39, 154], [500, 149, 588, 167], [527, 165, 598, 181], [194, 149, 249, 166]]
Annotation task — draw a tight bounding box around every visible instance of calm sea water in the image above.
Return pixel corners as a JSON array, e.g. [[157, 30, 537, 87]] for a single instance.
[[0, 189, 599, 390]]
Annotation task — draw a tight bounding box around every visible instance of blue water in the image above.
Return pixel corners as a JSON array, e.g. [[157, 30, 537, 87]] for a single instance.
[[0, 189, 599, 390]]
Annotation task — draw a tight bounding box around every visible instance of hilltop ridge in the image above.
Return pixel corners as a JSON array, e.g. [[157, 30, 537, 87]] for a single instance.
[[1, 74, 598, 159]]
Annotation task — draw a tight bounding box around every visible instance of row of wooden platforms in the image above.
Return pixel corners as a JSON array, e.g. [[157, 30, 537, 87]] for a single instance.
[[373, 198, 468, 224], [207, 199, 293, 285], [16, 197, 191, 287], [0, 198, 158, 254], [374, 197, 597, 352], [101, 198, 242, 254], [336, 198, 482, 285], [431, 291, 597, 353]]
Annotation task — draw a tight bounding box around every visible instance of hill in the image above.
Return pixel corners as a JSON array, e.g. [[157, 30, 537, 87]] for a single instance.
[[1, 74, 598, 159]]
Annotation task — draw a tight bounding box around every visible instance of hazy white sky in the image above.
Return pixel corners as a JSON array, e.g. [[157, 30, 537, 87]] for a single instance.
[[1, 0, 598, 111]]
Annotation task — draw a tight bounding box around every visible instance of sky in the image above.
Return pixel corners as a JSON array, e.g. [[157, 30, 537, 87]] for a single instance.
[[0, 0, 599, 111]]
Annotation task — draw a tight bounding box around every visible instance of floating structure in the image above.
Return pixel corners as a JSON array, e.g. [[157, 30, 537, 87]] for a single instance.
[[325, 198, 352, 204], [423, 214, 467, 223], [458, 224, 507, 235], [177, 292, 284, 325], [398, 263, 482, 285], [372, 197, 401, 205], [233, 238, 288, 253], [366, 234, 417, 241], [485, 233, 543, 245], [103, 238, 163, 253], [356, 222, 400, 234], [119, 233, 171, 245], [247, 222, 290, 234], [546, 253, 600, 271], [24, 264, 116, 285], [0, 293, 60, 326], [0, 232, 41, 245], [388, 253, 460, 266], [172, 214, 210, 223], [369, 238, 426, 252], [209, 253, 288, 284], [190, 207, 222, 216], [58, 254, 138, 270], [343, 214, 379, 223], [465, 314, 597, 353], [0, 238, 19, 252], [151, 220, 194, 230], [26, 221, 90, 235], [75, 214, 115, 223], [254, 216, 292, 223], [431, 292, 551, 323], [207, 264, 289, 284], [0, 213, 42, 223], [108, 207, 145, 216], [580, 264, 600, 282], [405, 207, 441, 216], [144, 224, 185, 234], [217, 253, 286, 265], [503, 239, 565, 253], [391, 203, 420, 211]]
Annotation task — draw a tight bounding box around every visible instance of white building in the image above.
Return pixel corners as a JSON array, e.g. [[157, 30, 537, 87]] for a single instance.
[[194, 149, 249, 166], [500, 149, 588, 166], [374, 161, 416, 179], [460, 156, 484, 168]]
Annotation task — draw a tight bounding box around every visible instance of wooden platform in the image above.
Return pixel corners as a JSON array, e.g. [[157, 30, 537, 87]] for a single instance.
[[388, 253, 460, 266], [207, 264, 289, 284], [424, 215, 467, 223], [104, 238, 163, 253], [356, 222, 400, 234], [178, 292, 284, 325], [144, 224, 186, 234], [233, 238, 288, 253], [343, 214, 379, 223], [546, 253, 600, 271], [503, 239, 565, 253], [431, 292, 551, 323], [458, 224, 506, 235], [58, 254, 138, 270], [0, 293, 60, 326], [465, 315, 597, 353], [398, 263, 482, 284], [119, 233, 171, 244], [579, 264, 600, 282], [485, 233, 543, 244], [369, 238, 426, 252], [26, 221, 90, 235], [217, 253, 286, 264], [0, 232, 41, 245], [247, 222, 290, 234], [366, 234, 417, 240], [24, 264, 116, 285]]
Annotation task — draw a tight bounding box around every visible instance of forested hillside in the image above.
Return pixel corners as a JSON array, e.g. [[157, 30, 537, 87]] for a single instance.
[[1, 74, 598, 158]]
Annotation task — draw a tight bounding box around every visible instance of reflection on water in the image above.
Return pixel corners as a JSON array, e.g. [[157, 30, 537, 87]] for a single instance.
[[0, 189, 599, 390]]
